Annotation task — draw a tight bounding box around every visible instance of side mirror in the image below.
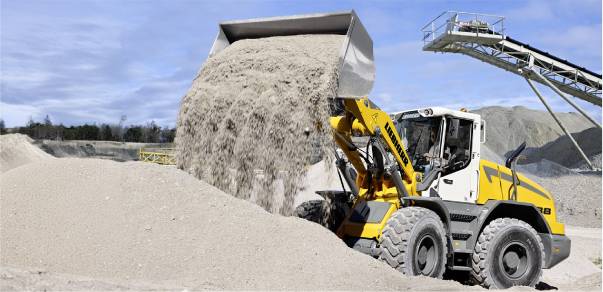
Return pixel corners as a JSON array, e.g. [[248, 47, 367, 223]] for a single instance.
[[480, 120, 486, 143]]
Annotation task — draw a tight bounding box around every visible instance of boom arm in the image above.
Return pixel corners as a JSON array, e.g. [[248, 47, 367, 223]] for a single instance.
[[330, 98, 418, 200]]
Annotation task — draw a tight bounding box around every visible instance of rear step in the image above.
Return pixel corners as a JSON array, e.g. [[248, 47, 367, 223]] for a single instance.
[[452, 232, 473, 240], [450, 249, 474, 270]]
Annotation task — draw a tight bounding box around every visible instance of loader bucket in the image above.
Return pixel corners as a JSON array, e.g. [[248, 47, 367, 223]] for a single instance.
[[209, 10, 375, 98]]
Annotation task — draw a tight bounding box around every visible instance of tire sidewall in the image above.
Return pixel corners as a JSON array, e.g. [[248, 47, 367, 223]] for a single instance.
[[487, 225, 543, 288], [405, 215, 447, 277]]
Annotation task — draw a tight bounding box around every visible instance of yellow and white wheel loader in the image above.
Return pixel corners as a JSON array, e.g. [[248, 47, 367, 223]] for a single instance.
[[326, 99, 569, 288], [211, 11, 570, 289]]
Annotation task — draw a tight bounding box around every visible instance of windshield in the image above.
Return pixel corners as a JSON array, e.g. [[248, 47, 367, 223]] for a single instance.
[[394, 115, 442, 168]]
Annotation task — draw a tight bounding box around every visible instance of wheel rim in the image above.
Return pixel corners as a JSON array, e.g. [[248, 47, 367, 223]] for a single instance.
[[498, 241, 530, 279], [414, 234, 438, 275]]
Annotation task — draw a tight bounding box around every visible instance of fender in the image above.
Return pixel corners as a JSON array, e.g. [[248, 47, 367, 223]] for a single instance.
[[477, 200, 551, 236], [402, 197, 453, 256]]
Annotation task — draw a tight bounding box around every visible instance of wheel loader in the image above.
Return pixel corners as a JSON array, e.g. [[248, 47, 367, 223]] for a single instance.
[[210, 11, 570, 289]]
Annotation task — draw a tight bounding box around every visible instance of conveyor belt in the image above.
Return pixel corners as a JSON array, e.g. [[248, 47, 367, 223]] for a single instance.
[[505, 36, 601, 79], [422, 11, 602, 106]]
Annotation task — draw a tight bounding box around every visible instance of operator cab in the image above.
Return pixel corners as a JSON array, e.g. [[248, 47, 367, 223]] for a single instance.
[[392, 107, 484, 203]]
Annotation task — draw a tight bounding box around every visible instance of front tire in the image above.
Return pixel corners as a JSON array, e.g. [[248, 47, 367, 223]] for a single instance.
[[470, 218, 544, 289], [378, 207, 447, 278]]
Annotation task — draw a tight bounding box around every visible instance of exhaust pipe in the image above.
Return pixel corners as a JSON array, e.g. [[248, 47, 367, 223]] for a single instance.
[[209, 10, 375, 98]]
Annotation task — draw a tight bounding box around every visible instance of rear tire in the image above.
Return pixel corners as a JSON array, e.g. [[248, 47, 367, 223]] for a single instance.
[[293, 199, 347, 232], [378, 207, 447, 278], [470, 218, 544, 289]]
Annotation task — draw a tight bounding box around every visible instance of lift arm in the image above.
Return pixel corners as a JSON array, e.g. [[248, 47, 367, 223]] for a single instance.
[[330, 98, 418, 200]]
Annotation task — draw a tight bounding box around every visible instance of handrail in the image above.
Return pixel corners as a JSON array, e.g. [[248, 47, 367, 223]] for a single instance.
[[421, 11, 505, 43]]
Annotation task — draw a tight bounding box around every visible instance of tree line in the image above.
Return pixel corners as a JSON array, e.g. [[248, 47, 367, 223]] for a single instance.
[[0, 116, 176, 143]]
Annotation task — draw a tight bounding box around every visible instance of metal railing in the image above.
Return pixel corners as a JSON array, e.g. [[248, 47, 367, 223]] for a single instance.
[[421, 11, 505, 45]]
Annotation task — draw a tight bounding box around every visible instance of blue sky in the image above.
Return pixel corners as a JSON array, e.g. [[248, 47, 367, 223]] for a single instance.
[[1, 0, 601, 127]]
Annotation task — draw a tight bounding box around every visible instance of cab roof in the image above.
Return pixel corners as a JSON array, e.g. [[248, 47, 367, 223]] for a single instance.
[[391, 107, 481, 121]]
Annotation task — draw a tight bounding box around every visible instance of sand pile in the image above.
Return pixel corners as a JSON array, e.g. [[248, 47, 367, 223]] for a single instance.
[[522, 127, 602, 169], [1, 158, 478, 290], [573, 153, 602, 169], [480, 144, 504, 165], [0, 134, 52, 173], [175, 35, 342, 215], [472, 106, 592, 156]]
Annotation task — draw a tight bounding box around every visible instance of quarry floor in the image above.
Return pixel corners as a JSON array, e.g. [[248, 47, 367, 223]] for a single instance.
[[0, 135, 600, 291]]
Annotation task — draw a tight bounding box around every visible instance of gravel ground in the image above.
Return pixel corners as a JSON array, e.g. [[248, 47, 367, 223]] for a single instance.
[[543, 226, 602, 290], [529, 173, 602, 227], [0, 266, 180, 291]]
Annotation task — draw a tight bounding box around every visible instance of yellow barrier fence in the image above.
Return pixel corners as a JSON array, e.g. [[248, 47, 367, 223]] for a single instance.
[[139, 148, 176, 165]]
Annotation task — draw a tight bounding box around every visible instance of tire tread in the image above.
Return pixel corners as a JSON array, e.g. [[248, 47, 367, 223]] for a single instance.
[[470, 217, 545, 289], [378, 207, 447, 278]]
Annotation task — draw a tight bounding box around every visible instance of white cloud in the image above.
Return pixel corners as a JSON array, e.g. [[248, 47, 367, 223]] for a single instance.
[[0, 102, 42, 127], [505, 0, 555, 21], [0, 69, 56, 86], [538, 24, 602, 68]]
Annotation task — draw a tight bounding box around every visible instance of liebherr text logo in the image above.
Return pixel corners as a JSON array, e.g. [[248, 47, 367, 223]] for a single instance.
[[384, 122, 409, 165]]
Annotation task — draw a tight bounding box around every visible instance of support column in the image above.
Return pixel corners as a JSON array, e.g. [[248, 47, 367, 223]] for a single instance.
[[531, 70, 602, 128], [524, 77, 594, 170]]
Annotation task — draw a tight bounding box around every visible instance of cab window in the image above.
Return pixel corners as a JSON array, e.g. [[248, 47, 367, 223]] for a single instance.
[[442, 117, 473, 175]]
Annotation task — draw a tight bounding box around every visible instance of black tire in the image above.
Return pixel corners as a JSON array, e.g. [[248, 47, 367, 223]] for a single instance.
[[378, 207, 447, 278], [293, 199, 347, 232], [470, 218, 544, 289]]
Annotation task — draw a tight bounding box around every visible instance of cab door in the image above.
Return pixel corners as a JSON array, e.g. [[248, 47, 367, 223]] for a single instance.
[[436, 117, 479, 203]]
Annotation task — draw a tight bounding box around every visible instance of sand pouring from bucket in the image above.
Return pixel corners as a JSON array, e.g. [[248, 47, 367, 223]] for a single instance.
[[209, 10, 375, 98]]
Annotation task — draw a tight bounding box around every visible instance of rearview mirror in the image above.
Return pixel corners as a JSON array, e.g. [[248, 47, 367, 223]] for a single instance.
[[447, 118, 460, 139]]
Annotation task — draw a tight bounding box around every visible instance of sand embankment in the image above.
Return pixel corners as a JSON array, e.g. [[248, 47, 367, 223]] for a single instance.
[[0, 134, 52, 173]]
